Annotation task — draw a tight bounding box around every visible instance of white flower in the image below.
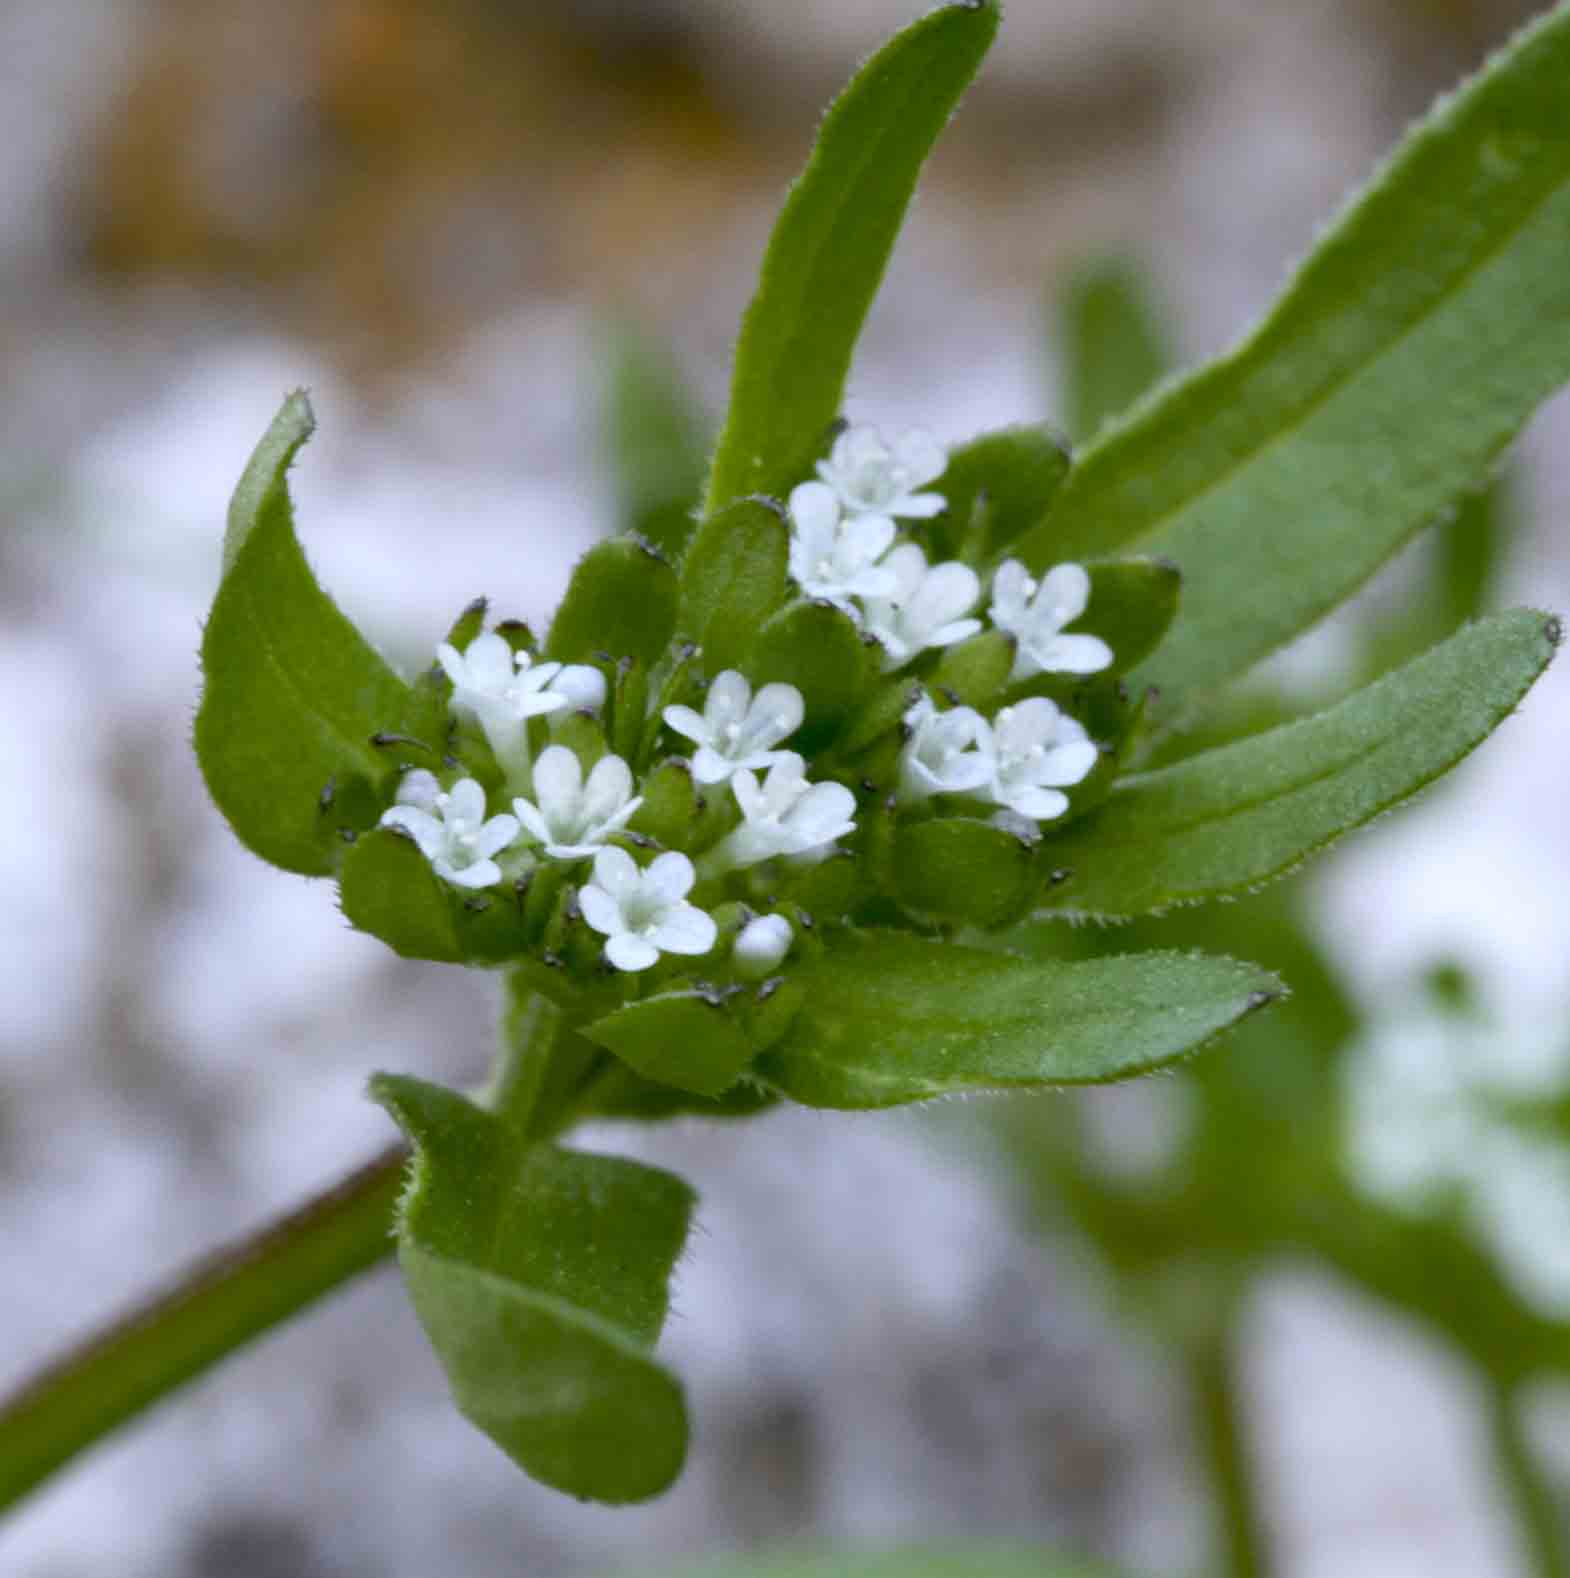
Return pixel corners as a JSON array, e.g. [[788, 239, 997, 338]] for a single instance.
[[984, 698, 1098, 821], [897, 693, 993, 803], [861, 543, 982, 671], [512, 745, 642, 859], [380, 776, 520, 890], [663, 670, 805, 786], [989, 561, 1114, 682], [786, 481, 899, 611], [392, 768, 442, 811], [733, 913, 794, 979], [714, 754, 858, 869], [437, 632, 604, 780], [579, 846, 717, 972], [817, 424, 947, 520]]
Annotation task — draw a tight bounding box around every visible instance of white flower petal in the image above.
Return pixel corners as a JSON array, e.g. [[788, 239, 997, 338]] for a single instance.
[[750, 683, 805, 742], [912, 561, 980, 628], [894, 428, 947, 488], [395, 769, 442, 810], [730, 767, 764, 820], [592, 844, 639, 899], [1040, 633, 1114, 675], [472, 814, 521, 861], [443, 857, 502, 889], [555, 664, 607, 712], [1038, 562, 1092, 624], [512, 798, 551, 845], [706, 670, 752, 729], [691, 746, 733, 785], [578, 884, 624, 937], [840, 512, 897, 566], [1005, 787, 1070, 821], [582, 754, 635, 823], [606, 933, 661, 972], [531, 745, 583, 814], [379, 805, 444, 859], [645, 850, 697, 904], [1037, 742, 1100, 787], [446, 778, 488, 826], [662, 704, 708, 745], [650, 901, 717, 957], [788, 480, 841, 538]]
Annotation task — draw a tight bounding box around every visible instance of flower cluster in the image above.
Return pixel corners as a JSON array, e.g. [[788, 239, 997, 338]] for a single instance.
[[379, 424, 1114, 979]]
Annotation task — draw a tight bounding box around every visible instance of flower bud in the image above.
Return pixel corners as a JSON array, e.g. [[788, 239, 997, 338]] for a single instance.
[[732, 914, 793, 978]]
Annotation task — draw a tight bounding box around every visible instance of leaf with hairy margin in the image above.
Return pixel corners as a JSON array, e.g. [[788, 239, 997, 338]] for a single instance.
[[703, 2, 999, 513], [196, 393, 420, 876], [371, 1075, 693, 1504], [1014, 7, 1570, 724], [757, 932, 1279, 1110], [1037, 610, 1557, 919]]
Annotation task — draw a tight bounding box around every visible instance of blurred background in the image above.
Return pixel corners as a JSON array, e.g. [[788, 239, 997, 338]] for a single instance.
[[4, 2, 1570, 1575]]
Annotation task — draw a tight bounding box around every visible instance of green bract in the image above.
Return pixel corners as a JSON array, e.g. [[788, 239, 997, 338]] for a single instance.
[[184, 0, 1569, 1512]]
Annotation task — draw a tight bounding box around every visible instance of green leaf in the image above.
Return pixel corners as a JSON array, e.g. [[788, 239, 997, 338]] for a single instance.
[[1038, 610, 1557, 919], [747, 598, 877, 749], [1066, 558, 1180, 681], [581, 990, 756, 1097], [928, 629, 1016, 709], [338, 828, 530, 965], [702, 1, 999, 514], [546, 536, 678, 668], [757, 932, 1278, 1110], [371, 1075, 693, 1503], [196, 394, 420, 876], [602, 321, 707, 556], [678, 496, 791, 673], [1013, 8, 1570, 723], [892, 818, 1036, 928], [1056, 259, 1173, 442], [935, 424, 1071, 563]]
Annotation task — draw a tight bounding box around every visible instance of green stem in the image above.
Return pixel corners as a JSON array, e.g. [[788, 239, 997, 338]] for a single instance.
[[0, 988, 581, 1520], [1189, 1315, 1271, 1578], [1488, 1378, 1568, 1578], [0, 1143, 406, 1517]]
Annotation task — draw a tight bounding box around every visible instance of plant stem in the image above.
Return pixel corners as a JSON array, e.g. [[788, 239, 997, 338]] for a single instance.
[[0, 1143, 406, 1518], [1488, 1378, 1568, 1578], [1189, 1315, 1271, 1578], [0, 987, 585, 1521]]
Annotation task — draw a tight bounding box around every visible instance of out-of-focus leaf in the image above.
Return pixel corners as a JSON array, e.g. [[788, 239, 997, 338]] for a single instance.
[[1014, 9, 1570, 723], [1038, 611, 1557, 919], [757, 931, 1278, 1110], [1056, 260, 1173, 443], [196, 393, 418, 876], [371, 1076, 692, 1504], [703, 2, 999, 513], [603, 323, 707, 556]]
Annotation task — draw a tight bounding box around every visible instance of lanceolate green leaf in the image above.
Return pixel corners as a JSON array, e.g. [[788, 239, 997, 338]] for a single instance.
[[602, 321, 708, 556], [757, 932, 1278, 1109], [1039, 610, 1557, 919], [196, 394, 419, 876], [546, 535, 678, 668], [1015, 6, 1570, 722], [372, 1076, 693, 1504], [703, 1, 999, 514]]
